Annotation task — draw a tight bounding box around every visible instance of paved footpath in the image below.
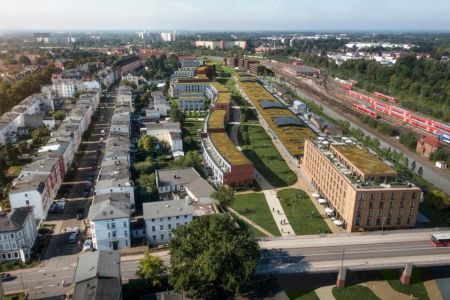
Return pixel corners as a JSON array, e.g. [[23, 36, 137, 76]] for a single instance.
[[254, 170, 295, 236], [228, 207, 274, 237]]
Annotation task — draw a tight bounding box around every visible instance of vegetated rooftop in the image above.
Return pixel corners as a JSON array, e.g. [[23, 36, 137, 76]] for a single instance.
[[209, 132, 251, 165], [210, 81, 229, 93], [208, 110, 226, 131], [332, 144, 397, 176], [236, 74, 316, 156]]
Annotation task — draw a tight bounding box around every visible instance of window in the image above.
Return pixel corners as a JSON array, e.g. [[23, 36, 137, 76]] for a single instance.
[[388, 209, 393, 217], [168, 217, 171, 221], [108, 232, 111, 238], [390, 193, 395, 200], [368, 210, 372, 217], [389, 201, 394, 208], [377, 210, 382, 217], [355, 219, 360, 226], [379, 202, 384, 209], [160, 225, 164, 230], [168, 224, 172, 230], [123, 221, 127, 227], [160, 218, 163, 222], [376, 218, 381, 226], [152, 226, 155, 232], [412, 192, 417, 199], [152, 235, 156, 241], [381, 193, 385, 200], [399, 201, 404, 208], [410, 200, 415, 208], [125, 240, 128, 246], [356, 210, 361, 218], [160, 234, 164, 240], [168, 233, 172, 239], [176, 216, 179, 220], [26, 200, 29, 205], [358, 202, 363, 209], [369, 202, 374, 209], [124, 230, 127, 237], [407, 217, 412, 225], [184, 215, 188, 219], [366, 218, 371, 226], [409, 209, 414, 216], [396, 217, 401, 225], [151, 218, 155, 222], [401, 192, 406, 200], [10, 233, 14, 239], [386, 218, 392, 225], [370, 193, 375, 200], [112, 231, 117, 238]]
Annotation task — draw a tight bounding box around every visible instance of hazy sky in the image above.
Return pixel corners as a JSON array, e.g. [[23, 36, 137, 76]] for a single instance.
[[1, 0, 449, 32]]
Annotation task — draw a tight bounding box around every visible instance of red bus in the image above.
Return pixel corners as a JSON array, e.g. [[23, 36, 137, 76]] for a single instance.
[[431, 233, 450, 247]]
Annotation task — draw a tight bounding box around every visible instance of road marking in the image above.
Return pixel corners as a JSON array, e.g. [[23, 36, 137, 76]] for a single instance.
[[35, 286, 43, 289], [61, 267, 69, 270], [38, 269, 46, 272], [48, 284, 56, 287]]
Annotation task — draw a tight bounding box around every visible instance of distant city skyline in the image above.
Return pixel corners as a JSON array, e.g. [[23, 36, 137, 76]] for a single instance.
[[1, 0, 450, 32]]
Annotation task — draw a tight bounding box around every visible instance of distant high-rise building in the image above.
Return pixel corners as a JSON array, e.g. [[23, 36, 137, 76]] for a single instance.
[[161, 32, 176, 42]]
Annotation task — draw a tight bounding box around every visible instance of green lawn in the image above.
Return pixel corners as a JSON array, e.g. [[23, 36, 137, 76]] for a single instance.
[[286, 290, 320, 300], [232, 193, 280, 236], [278, 189, 331, 235], [5, 294, 26, 300], [380, 269, 429, 300], [239, 125, 297, 187], [332, 285, 381, 300]]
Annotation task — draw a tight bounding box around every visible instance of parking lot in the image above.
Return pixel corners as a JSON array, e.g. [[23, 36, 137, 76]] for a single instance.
[[41, 97, 115, 259]]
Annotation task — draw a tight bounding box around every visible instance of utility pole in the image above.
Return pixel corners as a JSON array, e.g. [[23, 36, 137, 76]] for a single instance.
[[340, 248, 345, 268]]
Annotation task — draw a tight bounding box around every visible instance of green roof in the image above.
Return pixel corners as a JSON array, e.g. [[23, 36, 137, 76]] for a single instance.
[[208, 110, 226, 130], [210, 132, 251, 166], [332, 144, 397, 176]]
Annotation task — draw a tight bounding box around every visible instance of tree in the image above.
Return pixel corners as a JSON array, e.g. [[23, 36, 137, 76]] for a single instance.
[[138, 134, 155, 156], [0, 144, 18, 167], [169, 214, 260, 298], [169, 107, 184, 124], [52, 110, 66, 121], [211, 185, 235, 209], [136, 251, 165, 287], [17, 141, 28, 154], [19, 55, 32, 65], [137, 173, 157, 193], [418, 166, 424, 176]]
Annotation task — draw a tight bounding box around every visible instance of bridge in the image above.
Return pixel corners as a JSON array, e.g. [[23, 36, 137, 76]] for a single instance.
[[257, 229, 450, 287]]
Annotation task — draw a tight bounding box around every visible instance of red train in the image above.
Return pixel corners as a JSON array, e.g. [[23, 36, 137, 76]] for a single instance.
[[351, 103, 378, 119], [345, 90, 450, 136], [373, 92, 396, 103]]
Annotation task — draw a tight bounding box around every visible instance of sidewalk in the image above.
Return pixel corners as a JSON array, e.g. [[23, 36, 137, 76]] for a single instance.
[[228, 207, 274, 237], [254, 170, 295, 236]]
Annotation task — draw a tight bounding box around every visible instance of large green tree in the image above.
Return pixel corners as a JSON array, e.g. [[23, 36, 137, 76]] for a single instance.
[[136, 251, 165, 287], [137, 173, 157, 193], [169, 214, 260, 298], [211, 185, 235, 209]]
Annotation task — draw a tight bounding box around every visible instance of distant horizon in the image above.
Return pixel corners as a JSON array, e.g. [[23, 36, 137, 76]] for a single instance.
[[1, 0, 450, 32]]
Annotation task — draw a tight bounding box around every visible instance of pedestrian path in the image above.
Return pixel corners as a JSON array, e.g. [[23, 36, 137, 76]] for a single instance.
[[254, 170, 295, 236], [228, 207, 274, 237], [360, 281, 411, 300], [423, 278, 442, 300], [314, 285, 335, 300]]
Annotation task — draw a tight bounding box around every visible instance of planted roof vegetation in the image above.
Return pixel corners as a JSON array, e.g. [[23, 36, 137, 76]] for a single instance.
[[332, 144, 397, 176], [209, 132, 251, 165], [208, 110, 227, 131], [236, 74, 316, 156]]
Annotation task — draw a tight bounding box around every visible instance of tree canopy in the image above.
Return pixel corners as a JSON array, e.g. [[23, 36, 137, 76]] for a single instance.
[[211, 185, 236, 209], [169, 214, 260, 298], [136, 251, 165, 287]]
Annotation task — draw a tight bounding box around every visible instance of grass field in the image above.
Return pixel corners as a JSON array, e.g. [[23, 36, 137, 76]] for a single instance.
[[332, 285, 381, 300], [380, 269, 429, 300], [232, 193, 280, 236], [278, 189, 331, 235], [239, 125, 297, 187]]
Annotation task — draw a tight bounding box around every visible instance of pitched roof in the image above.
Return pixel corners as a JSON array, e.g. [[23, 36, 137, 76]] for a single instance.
[[88, 198, 131, 221], [74, 250, 121, 283], [143, 199, 193, 220], [73, 277, 122, 300], [0, 207, 33, 232]]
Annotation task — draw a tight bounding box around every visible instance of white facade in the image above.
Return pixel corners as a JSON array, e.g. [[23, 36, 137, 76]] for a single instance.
[[9, 185, 51, 220], [161, 32, 176, 42], [178, 97, 205, 112], [90, 217, 130, 250], [170, 83, 208, 98], [0, 208, 37, 262]]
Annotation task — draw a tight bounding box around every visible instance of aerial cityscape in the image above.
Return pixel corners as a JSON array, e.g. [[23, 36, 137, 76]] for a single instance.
[[0, 0, 450, 299]]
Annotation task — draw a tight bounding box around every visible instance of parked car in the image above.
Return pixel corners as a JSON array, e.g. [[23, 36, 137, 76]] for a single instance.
[[68, 233, 77, 244], [0, 273, 14, 282], [83, 240, 92, 251]]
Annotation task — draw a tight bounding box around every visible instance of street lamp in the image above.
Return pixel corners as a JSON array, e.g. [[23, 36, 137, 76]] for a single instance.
[[381, 216, 386, 232]]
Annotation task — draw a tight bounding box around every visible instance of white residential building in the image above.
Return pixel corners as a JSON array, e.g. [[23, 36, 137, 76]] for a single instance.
[[161, 32, 176, 42], [88, 193, 131, 250], [143, 199, 193, 245], [140, 122, 184, 157], [0, 207, 37, 262]]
